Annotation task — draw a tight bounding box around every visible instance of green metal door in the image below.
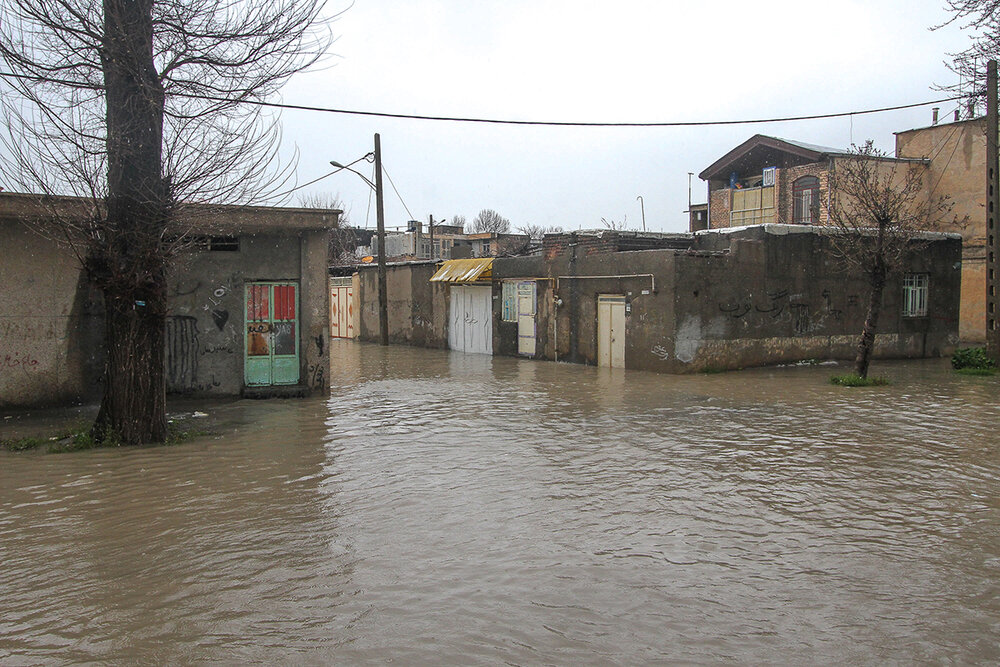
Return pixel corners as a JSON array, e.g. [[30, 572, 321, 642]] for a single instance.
[[245, 282, 300, 386]]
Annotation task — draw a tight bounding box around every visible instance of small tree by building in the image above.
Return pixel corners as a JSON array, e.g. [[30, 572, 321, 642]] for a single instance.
[[827, 141, 957, 378]]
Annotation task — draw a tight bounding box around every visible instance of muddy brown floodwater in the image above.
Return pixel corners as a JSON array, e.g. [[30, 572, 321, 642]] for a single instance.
[[1, 340, 999, 664]]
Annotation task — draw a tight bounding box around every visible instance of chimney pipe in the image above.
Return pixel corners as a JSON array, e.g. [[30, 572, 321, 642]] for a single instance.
[[932, 107, 939, 124], [955, 109, 961, 122]]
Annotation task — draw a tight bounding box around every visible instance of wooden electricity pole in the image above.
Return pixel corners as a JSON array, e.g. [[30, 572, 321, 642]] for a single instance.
[[374, 133, 389, 346], [987, 61, 999, 360]]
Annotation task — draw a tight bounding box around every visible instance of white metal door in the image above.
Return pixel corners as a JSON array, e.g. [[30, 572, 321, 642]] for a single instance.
[[449, 285, 493, 355], [517, 281, 536, 356], [597, 294, 626, 368]]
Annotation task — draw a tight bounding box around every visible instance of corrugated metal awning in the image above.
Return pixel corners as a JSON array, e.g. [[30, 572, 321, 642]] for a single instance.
[[429, 258, 493, 283]]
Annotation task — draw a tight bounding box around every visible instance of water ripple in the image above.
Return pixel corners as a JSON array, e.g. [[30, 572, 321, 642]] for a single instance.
[[0, 345, 998, 664]]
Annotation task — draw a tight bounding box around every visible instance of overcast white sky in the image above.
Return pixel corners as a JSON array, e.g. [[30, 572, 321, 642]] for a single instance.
[[276, 0, 975, 233]]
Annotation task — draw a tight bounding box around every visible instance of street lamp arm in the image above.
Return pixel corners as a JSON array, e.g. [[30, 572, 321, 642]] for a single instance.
[[329, 155, 376, 190]]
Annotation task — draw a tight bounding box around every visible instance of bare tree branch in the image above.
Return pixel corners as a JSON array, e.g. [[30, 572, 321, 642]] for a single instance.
[[0, 0, 335, 444], [826, 141, 960, 377]]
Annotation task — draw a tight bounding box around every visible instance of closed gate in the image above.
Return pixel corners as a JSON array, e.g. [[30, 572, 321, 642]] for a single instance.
[[517, 281, 536, 356], [449, 285, 493, 355], [597, 294, 626, 368], [330, 279, 354, 338], [245, 282, 300, 386]]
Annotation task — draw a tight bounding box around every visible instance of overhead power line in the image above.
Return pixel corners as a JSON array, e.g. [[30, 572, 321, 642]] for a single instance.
[[0, 70, 967, 128]]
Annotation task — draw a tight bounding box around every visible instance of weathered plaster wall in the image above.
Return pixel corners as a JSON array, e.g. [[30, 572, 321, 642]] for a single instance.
[[300, 230, 332, 393], [2, 193, 335, 407], [357, 262, 449, 348], [671, 226, 962, 371], [542, 245, 678, 370], [0, 221, 104, 408], [166, 232, 330, 396], [492, 256, 554, 359], [352, 226, 961, 374]]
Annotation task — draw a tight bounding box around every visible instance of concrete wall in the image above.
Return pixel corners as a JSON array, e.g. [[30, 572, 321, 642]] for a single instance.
[[670, 226, 961, 371], [0, 221, 104, 407], [492, 255, 556, 359], [167, 231, 331, 396], [357, 262, 449, 348], [507, 226, 960, 373]]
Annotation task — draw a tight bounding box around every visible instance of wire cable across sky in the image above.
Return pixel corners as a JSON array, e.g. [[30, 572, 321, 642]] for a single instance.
[[0, 70, 968, 128]]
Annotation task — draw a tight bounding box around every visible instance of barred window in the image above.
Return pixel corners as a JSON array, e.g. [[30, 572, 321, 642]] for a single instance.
[[902, 273, 929, 317], [793, 176, 820, 224]]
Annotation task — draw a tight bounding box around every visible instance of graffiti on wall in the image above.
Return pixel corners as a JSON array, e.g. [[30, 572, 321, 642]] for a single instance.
[[718, 287, 850, 335], [1, 353, 40, 372], [308, 363, 325, 389]]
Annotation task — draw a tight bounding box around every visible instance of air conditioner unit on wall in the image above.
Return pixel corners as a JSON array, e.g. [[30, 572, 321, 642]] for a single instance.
[[762, 167, 776, 187]]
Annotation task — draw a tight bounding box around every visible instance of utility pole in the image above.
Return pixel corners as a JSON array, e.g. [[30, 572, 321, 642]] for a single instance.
[[987, 61, 999, 360], [428, 213, 435, 260], [374, 133, 389, 346]]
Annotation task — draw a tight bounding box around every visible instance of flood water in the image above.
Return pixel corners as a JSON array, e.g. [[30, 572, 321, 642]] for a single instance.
[[2, 341, 999, 664]]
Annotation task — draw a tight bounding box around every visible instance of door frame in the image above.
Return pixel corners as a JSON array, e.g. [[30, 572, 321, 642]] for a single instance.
[[244, 281, 301, 386], [597, 294, 626, 368], [448, 284, 493, 355]]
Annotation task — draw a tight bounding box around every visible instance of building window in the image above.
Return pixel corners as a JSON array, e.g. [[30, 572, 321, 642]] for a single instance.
[[481, 242, 491, 255], [501, 281, 517, 321], [187, 235, 239, 251], [902, 273, 929, 317], [792, 176, 820, 224]]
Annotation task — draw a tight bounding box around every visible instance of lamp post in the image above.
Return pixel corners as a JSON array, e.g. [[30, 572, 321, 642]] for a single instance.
[[331, 133, 389, 346]]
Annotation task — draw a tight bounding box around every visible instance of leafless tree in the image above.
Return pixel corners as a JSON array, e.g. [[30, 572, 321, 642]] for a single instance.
[[449, 214, 467, 230], [297, 192, 364, 266], [933, 1, 1000, 109], [517, 223, 563, 240], [0, 0, 333, 444], [470, 208, 511, 234], [827, 141, 957, 378]]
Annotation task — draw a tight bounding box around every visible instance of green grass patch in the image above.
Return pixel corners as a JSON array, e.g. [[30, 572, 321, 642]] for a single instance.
[[830, 374, 890, 387], [0, 436, 48, 452], [3, 423, 210, 454], [955, 367, 997, 376]]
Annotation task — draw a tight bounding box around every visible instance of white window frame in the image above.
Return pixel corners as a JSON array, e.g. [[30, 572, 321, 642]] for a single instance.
[[902, 273, 929, 317]]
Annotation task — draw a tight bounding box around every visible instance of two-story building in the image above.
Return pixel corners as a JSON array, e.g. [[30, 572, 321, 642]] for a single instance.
[[697, 124, 993, 343]]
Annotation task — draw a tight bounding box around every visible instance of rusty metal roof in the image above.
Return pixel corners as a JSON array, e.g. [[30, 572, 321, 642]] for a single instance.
[[429, 258, 493, 283]]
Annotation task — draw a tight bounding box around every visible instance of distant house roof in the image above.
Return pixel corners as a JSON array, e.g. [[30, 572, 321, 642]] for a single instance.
[[699, 134, 853, 182]]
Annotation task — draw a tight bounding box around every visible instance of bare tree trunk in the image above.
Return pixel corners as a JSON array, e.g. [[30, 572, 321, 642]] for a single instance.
[[855, 267, 886, 379], [94, 294, 167, 444], [90, 0, 170, 444]]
